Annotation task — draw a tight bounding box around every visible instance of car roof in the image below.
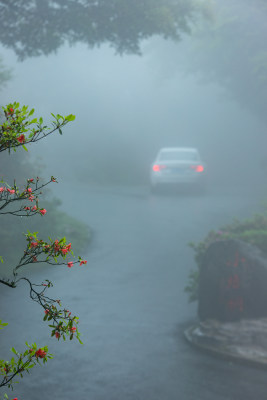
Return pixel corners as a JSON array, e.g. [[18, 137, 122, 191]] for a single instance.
[[158, 147, 199, 153]]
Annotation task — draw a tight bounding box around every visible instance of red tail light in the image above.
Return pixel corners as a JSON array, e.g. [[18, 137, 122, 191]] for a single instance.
[[190, 165, 204, 172], [153, 164, 166, 172]]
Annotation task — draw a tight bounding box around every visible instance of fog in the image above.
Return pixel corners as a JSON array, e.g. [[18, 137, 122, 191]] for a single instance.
[[1, 1, 267, 399], [1, 36, 266, 188]]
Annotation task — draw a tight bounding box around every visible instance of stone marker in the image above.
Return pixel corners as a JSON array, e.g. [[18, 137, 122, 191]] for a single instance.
[[198, 239, 267, 322]]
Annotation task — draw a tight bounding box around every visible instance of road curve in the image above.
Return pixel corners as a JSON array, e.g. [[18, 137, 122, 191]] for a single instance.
[[1, 183, 267, 400]]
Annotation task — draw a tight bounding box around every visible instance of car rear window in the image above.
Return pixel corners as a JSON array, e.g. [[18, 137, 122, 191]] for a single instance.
[[158, 150, 200, 161]]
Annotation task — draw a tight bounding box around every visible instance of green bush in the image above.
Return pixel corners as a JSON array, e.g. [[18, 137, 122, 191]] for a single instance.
[[186, 210, 267, 302]]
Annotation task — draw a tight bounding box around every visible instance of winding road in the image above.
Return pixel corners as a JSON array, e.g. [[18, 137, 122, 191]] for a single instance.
[[1, 182, 267, 400]]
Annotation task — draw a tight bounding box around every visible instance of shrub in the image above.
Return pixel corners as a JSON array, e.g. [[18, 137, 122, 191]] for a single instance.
[[186, 209, 267, 302]]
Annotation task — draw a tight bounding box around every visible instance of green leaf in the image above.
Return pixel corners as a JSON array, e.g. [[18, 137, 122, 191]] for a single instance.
[[22, 145, 28, 152], [28, 108, 35, 116], [65, 114, 76, 121], [0, 319, 8, 329]]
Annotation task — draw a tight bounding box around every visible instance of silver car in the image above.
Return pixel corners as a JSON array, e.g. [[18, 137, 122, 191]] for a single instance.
[[150, 147, 207, 192]]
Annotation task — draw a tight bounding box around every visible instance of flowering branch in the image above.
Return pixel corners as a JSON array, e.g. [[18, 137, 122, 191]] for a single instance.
[[0, 102, 85, 399], [0, 230, 86, 342], [0, 176, 57, 216], [0, 342, 53, 391], [0, 276, 82, 343], [10, 231, 87, 276], [14, 278, 82, 343], [0, 229, 86, 342], [0, 102, 75, 153], [0, 236, 85, 396]]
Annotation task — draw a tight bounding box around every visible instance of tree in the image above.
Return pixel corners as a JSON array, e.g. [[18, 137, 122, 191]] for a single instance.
[[0, 102, 87, 400], [173, 0, 267, 123], [0, 0, 209, 60]]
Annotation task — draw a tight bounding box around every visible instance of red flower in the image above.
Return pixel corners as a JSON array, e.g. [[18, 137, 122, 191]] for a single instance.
[[53, 240, 60, 253], [0, 187, 6, 192], [24, 206, 30, 211], [17, 134, 25, 143], [35, 348, 46, 358], [55, 332, 60, 339], [9, 108, 14, 114], [44, 309, 49, 315], [67, 262, 74, 268], [7, 188, 15, 194], [61, 247, 69, 255], [32, 205, 37, 211], [30, 242, 38, 248], [69, 326, 76, 332], [79, 260, 87, 266], [39, 208, 47, 216]]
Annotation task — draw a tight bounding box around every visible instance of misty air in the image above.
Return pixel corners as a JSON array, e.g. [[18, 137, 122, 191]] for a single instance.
[[1, 1, 267, 399]]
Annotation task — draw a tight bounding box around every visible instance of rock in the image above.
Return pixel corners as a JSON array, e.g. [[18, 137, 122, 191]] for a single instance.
[[184, 318, 267, 367], [198, 239, 267, 321]]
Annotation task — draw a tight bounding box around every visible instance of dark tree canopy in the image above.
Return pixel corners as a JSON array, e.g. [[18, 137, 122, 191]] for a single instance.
[[0, 0, 207, 60]]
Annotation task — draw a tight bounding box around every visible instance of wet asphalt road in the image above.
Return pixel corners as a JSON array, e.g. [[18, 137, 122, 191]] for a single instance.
[[1, 183, 267, 400]]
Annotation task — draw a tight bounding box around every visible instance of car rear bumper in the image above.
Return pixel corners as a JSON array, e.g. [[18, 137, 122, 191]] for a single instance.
[[150, 173, 206, 186]]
